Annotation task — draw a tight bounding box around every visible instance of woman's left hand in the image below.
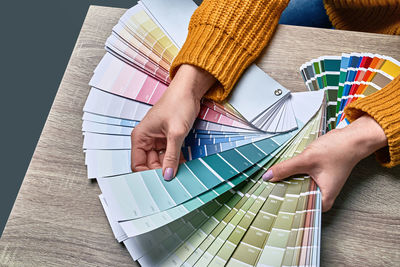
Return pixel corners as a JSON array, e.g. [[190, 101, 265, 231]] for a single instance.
[[262, 115, 388, 212]]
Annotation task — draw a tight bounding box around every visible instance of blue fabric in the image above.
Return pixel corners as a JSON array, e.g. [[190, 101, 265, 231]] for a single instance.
[[279, 0, 332, 28]]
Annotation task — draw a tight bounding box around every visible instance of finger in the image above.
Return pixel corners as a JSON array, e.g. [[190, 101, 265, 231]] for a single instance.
[[262, 153, 311, 182], [147, 150, 162, 169], [317, 172, 345, 212], [158, 150, 165, 164], [131, 130, 149, 172], [133, 164, 150, 172], [162, 133, 185, 181], [160, 149, 185, 164], [322, 194, 335, 213], [131, 146, 149, 172]]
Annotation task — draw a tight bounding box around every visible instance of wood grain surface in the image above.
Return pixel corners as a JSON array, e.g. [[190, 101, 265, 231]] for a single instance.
[[0, 5, 399, 267]]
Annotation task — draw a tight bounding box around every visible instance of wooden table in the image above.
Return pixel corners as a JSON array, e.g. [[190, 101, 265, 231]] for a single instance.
[[0, 5, 399, 266]]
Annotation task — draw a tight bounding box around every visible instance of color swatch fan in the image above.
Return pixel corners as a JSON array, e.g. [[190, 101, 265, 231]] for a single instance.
[[82, 0, 326, 266], [300, 53, 400, 130]]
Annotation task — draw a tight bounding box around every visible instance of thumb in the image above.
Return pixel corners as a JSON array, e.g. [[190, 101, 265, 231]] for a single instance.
[[162, 132, 185, 181], [262, 153, 310, 182]]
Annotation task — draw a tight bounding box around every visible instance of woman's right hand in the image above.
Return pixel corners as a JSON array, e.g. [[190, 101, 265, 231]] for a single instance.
[[130, 64, 216, 180]]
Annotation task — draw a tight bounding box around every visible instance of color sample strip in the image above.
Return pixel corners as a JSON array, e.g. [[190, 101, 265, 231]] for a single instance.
[[298, 181, 318, 266], [82, 120, 134, 136], [281, 178, 312, 266], [83, 112, 140, 128], [336, 53, 363, 124]]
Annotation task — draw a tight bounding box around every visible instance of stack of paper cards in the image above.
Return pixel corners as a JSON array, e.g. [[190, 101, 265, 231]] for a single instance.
[[82, 0, 328, 266], [300, 53, 400, 129], [90, 0, 298, 133]]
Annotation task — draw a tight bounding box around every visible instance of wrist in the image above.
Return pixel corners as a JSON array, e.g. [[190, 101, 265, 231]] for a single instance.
[[169, 64, 216, 102], [346, 114, 388, 159]]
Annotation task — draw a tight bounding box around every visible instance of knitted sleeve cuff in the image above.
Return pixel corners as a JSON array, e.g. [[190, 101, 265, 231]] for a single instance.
[[344, 75, 400, 167], [169, 24, 255, 102]]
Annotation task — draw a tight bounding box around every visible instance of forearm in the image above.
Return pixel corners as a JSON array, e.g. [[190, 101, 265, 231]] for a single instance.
[[168, 64, 216, 102], [344, 115, 388, 161], [345, 75, 400, 167]]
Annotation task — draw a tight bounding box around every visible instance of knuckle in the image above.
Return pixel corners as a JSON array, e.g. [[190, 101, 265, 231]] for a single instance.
[[169, 127, 188, 139], [131, 127, 140, 139], [300, 148, 317, 169], [272, 164, 282, 178], [164, 153, 179, 163]]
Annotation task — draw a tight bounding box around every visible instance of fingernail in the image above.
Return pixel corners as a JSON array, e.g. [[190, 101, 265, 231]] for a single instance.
[[262, 169, 273, 181], [164, 168, 174, 181]]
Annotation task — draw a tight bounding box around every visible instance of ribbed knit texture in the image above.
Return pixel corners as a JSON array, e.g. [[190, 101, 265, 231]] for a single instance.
[[324, 0, 400, 34], [170, 0, 290, 102], [345, 75, 400, 167]]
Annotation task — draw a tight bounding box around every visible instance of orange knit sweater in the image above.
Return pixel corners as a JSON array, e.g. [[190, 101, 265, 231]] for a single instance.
[[170, 0, 400, 167]]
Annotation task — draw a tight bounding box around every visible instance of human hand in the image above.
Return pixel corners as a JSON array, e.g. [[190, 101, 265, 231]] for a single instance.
[[262, 115, 388, 212], [131, 64, 216, 180]]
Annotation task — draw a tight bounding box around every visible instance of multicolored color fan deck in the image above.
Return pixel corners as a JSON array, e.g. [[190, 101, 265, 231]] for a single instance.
[[300, 53, 400, 130], [81, 1, 331, 266]]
